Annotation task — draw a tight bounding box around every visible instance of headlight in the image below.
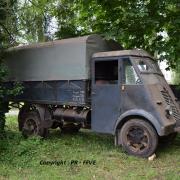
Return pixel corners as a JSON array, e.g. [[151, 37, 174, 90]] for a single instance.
[[169, 110, 173, 115], [165, 105, 173, 118]]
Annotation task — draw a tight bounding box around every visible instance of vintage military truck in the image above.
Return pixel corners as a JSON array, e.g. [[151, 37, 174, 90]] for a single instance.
[[4, 35, 180, 157]]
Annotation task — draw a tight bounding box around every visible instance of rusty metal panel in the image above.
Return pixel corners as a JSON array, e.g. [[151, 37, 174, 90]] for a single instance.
[[5, 35, 122, 81]]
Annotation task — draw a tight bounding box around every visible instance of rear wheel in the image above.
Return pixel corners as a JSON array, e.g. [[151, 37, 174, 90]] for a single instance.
[[120, 119, 158, 158], [18, 104, 31, 131], [21, 111, 48, 138]]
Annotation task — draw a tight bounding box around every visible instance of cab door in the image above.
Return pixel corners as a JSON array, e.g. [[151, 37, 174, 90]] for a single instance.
[[91, 58, 121, 134]]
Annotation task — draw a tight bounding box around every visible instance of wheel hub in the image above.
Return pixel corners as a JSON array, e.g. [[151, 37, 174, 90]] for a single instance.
[[127, 127, 148, 152], [23, 119, 38, 136]]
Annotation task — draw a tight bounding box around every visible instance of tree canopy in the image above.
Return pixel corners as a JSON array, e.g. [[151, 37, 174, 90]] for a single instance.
[[14, 0, 179, 68], [0, 0, 20, 132]]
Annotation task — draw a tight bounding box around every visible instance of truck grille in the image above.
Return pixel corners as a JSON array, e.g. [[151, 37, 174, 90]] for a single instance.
[[161, 90, 180, 122]]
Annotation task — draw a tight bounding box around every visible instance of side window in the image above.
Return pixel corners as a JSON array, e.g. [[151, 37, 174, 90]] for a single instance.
[[95, 60, 118, 85], [138, 61, 149, 71], [123, 59, 140, 84]]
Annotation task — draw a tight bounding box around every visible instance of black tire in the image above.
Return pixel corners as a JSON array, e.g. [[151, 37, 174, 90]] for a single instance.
[[21, 111, 48, 138], [18, 104, 30, 131], [159, 133, 177, 144], [120, 119, 158, 158], [0, 113, 5, 133], [0, 113, 5, 139]]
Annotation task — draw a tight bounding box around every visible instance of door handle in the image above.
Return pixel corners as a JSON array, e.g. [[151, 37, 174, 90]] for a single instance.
[[92, 92, 96, 95], [122, 85, 125, 91]]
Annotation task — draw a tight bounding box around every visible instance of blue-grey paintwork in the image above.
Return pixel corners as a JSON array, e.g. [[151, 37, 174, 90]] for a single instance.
[[91, 56, 180, 136], [114, 109, 162, 134], [91, 84, 121, 133], [7, 80, 90, 106]]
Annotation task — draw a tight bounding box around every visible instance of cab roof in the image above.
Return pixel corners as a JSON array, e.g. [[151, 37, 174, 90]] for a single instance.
[[93, 49, 153, 59]]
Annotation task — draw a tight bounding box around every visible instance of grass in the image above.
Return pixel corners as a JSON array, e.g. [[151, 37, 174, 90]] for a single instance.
[[0, 115, 180, 180]]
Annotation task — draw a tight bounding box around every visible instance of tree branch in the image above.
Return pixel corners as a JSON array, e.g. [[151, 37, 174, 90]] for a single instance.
[[0, 22, 16, 44]]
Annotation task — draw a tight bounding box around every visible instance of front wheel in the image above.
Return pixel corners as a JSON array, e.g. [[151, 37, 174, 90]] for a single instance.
[[119, 119, 158, 158]]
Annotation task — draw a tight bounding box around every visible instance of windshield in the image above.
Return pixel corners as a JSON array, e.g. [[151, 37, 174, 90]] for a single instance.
[[132, 57, 164, 84], [133, 57, 162, 75]]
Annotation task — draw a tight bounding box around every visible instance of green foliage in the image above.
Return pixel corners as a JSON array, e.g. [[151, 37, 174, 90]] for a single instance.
[[0, 0, 19, 132], [173, 64, 180, 85], [15, 0, 180, 70], [17, 0, 57, 42], [0, 0, 18, 47], [71, 0, 179, 68]]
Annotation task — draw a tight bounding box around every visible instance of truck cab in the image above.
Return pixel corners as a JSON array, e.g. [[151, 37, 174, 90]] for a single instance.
[[91, 50, 180, 157]]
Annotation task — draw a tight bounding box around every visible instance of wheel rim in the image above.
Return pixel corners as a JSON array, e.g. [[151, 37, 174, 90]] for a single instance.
[[126, 126, 149, 153], [23, 118, 38, 136]]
